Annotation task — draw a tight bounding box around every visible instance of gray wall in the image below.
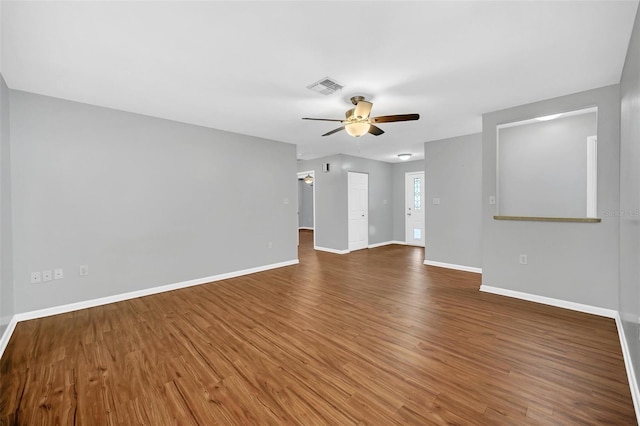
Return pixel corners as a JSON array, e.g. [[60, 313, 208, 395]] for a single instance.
[[391, 159, 424, 242], [0, 74, 13, 334], [424, 134, 482, 269], [10, 90, 298, 313], [482, 85, 620, 309], [298, 154, 393, 251], [498, 112, 597, 217], [297, 179, 313, 228], [620, 5, 640, 396], [298, 155, 346, 250]]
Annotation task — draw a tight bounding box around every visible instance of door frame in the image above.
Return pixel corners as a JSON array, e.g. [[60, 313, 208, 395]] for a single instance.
[[405, 171, 426, 247], [297, 170, 316, 248]]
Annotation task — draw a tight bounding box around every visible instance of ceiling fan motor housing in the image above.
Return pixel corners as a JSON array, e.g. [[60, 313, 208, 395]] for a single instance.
[[350, 95, 366, 105]]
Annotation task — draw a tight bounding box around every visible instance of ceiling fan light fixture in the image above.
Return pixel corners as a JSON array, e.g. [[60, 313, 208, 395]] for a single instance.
[[398, 153, 412, 161], [345, 122, 371, 137]]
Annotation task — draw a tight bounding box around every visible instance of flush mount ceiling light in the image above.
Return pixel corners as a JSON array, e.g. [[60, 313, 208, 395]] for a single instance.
[[398, 153, 412, 161], [303, 174, 313, 185]]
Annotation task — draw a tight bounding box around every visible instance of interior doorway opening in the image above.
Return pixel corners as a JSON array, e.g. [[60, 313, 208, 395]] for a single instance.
[[297, 170, 316, 249]]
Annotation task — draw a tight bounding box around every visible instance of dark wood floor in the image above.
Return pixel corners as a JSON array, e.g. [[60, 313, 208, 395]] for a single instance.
[[0, 230, 635, 425]]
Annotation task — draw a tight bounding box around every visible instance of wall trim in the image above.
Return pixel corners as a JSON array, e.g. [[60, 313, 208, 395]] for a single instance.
[[614, 312, 640, 423], [0, 259, 299, 359], [0, 316, 19, 360], [314, 242, 413, 252], [424, 260, 482, 274], [314, 246, 349, 255], [368, 241, 396, 249], [479, 285, 617, 318]]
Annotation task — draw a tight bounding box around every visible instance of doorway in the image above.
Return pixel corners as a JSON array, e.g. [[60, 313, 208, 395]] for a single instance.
[[348, 171, 369, 251], [297, 170, 316, 248], [405, 171, 425, 246]]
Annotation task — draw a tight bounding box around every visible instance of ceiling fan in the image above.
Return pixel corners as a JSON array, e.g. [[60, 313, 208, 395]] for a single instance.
[[302, 96, 420, 137]]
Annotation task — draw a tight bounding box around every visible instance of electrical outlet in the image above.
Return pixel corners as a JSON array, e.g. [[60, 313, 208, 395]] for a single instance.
[[489, 196, 496, 205], [42, 270, 53, 282], [54, 268, 64, 279], [30, 272, 42, 284], [79, 265, 89, 276], [519, 254, 528, 265], [432, 198, 440, 205]]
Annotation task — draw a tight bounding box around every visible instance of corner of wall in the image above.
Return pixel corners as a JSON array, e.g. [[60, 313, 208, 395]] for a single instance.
[[0, 72, 15, 341]]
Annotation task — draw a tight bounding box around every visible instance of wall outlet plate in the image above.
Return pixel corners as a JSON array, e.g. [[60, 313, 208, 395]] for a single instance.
[[30, 271, 42, 284], [79, 265, 89, 276], [54, 268, 64, 279], [42, 270, 53, 282]]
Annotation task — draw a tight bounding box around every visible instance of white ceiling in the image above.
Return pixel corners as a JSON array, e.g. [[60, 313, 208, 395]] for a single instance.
[[2, 1, 638, 163]]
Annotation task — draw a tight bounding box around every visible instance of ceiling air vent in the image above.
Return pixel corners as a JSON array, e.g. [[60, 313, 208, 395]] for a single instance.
[[307, 77, 344, 95]]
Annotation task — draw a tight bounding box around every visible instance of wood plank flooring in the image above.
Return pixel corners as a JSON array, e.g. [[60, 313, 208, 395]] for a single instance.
[[0, 230, 635, 424]]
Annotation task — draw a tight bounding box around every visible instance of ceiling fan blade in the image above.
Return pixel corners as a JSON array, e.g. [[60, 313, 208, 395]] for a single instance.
[[354, 101, 373, 120], [322, 126, 345, 137], [368, 125, 385, 136], [371, 113, 420, 123], [302, 117, 345, 122]]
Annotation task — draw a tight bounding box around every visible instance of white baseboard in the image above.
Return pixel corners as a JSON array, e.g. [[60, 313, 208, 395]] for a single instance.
[[0, 315, 19, 360], [479, 285, 617, 318], [314, 242, 414, 252], [314, 246, 349, 255], [0, 259, 299, 359], [614, 312, 640, 424], [424, 260, 482, 274], [368, 241, 396, 249], [389, 240, 425, 247], [298, 227, 314, 231]]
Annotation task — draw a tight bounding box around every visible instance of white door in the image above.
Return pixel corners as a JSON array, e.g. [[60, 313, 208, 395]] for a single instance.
[[405, 172, 425, 246], [348, 172, 369, 251]]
